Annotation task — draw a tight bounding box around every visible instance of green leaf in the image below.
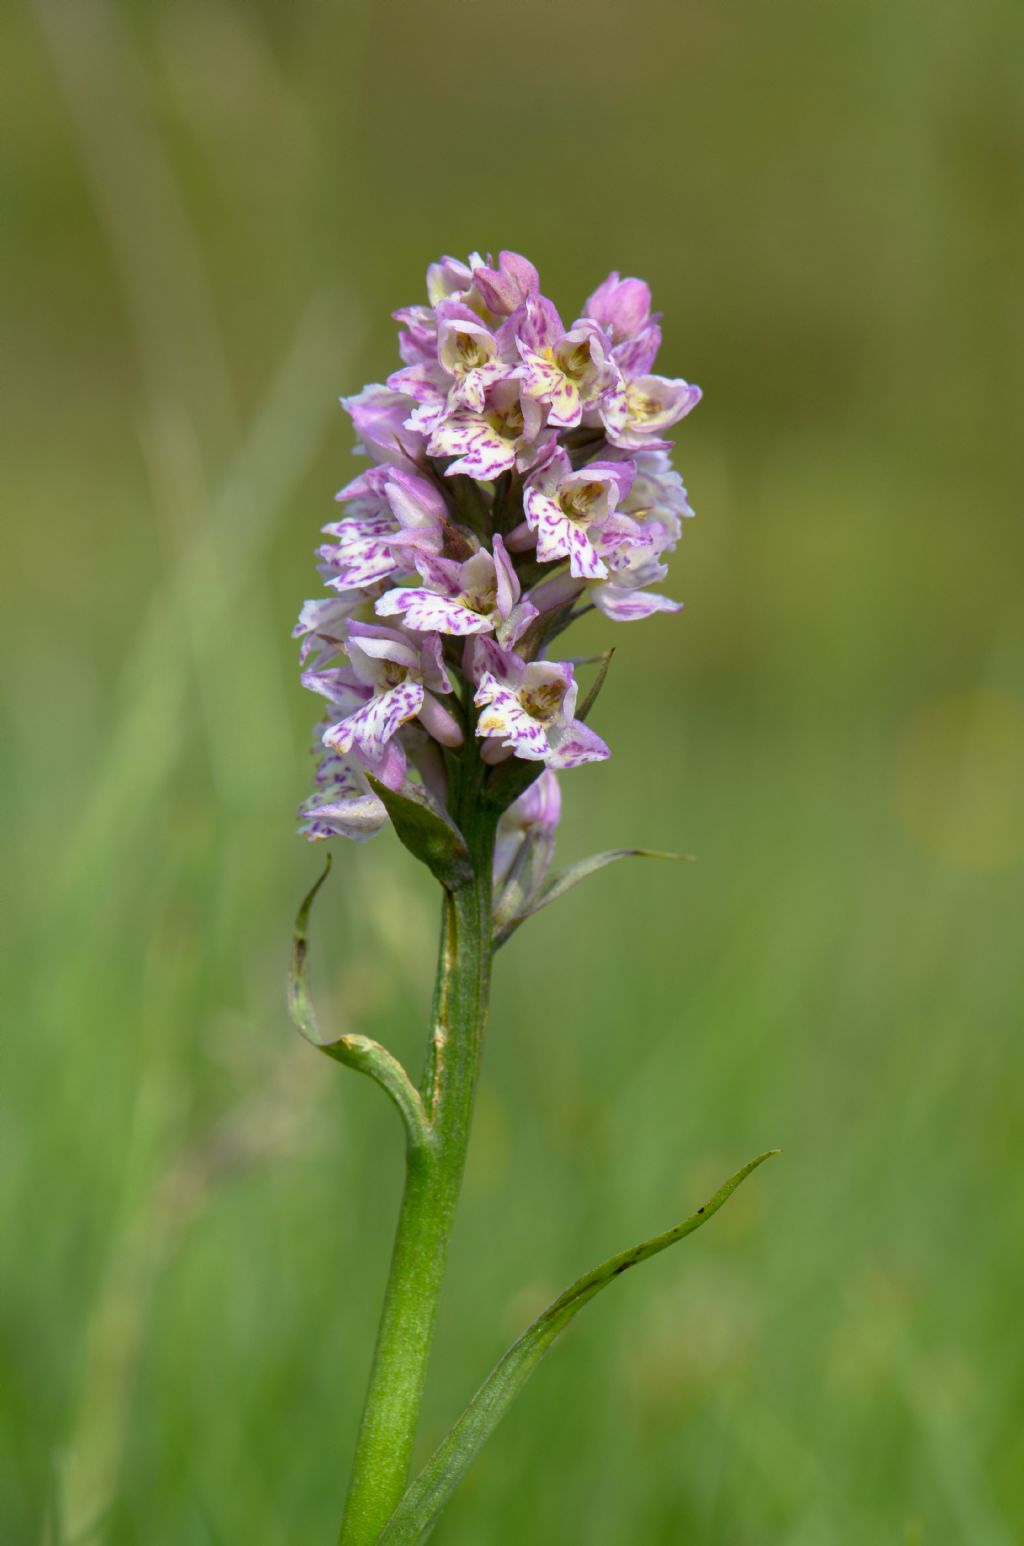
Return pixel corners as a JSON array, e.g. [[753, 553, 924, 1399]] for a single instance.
[[495, 847, 694, 946], [576, 647, 614, 723], [319, 1035, 430, 1154], [288, 855, 429, 1152], [288, 854, 333, 1048], [367, 777, 473, 891], [376, 1152, 779, 1546]]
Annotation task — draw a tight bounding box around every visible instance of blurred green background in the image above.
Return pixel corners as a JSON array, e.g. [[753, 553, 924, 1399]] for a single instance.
[[3, 0, 1023, 1542]]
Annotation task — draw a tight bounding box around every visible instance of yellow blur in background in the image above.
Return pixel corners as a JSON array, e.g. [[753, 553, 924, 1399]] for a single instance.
[[3, 1, 1022, 1543]]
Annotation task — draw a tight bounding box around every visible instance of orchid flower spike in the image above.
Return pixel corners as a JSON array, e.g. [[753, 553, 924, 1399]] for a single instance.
[[286, 252, 776, 1546], [295, 247, 701, 849]]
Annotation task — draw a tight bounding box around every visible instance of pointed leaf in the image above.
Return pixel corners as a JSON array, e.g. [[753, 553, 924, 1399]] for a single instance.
[[288, 854, 333, 1047], [288, 856, 429, 1150], [576, 647, 614, 723], [377, 1152, 780, 1546], [495, 847, 694, 946], [368, 776, 473, 891]]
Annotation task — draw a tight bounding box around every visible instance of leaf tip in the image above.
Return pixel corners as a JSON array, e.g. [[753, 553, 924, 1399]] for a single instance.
[[367, 775, 474, 890], [295, 851, 332, 932]]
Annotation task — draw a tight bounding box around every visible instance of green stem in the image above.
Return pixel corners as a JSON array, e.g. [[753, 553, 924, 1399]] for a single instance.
[[338, 756, 496, 1546]]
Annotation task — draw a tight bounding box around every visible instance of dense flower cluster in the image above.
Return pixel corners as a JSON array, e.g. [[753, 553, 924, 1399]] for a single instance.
[[295, 250, 699, 845]]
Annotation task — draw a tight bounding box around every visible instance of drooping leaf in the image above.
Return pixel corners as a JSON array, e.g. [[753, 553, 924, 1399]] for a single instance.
[[495, 847, 694, 946], [377, 1152, 779, 1546], [320, 1034, 430, 1153], [288, 854, 429, 1150], [367, 776, 473, 891], [288, 853, 333, 1047]]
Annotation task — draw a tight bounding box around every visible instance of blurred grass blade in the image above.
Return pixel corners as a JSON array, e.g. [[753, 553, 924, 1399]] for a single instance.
[[496, 848, 695, 946], [377, 1151, 779, 1546], [289, 855, 428, 1148], [367, 776, 474, 891]]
